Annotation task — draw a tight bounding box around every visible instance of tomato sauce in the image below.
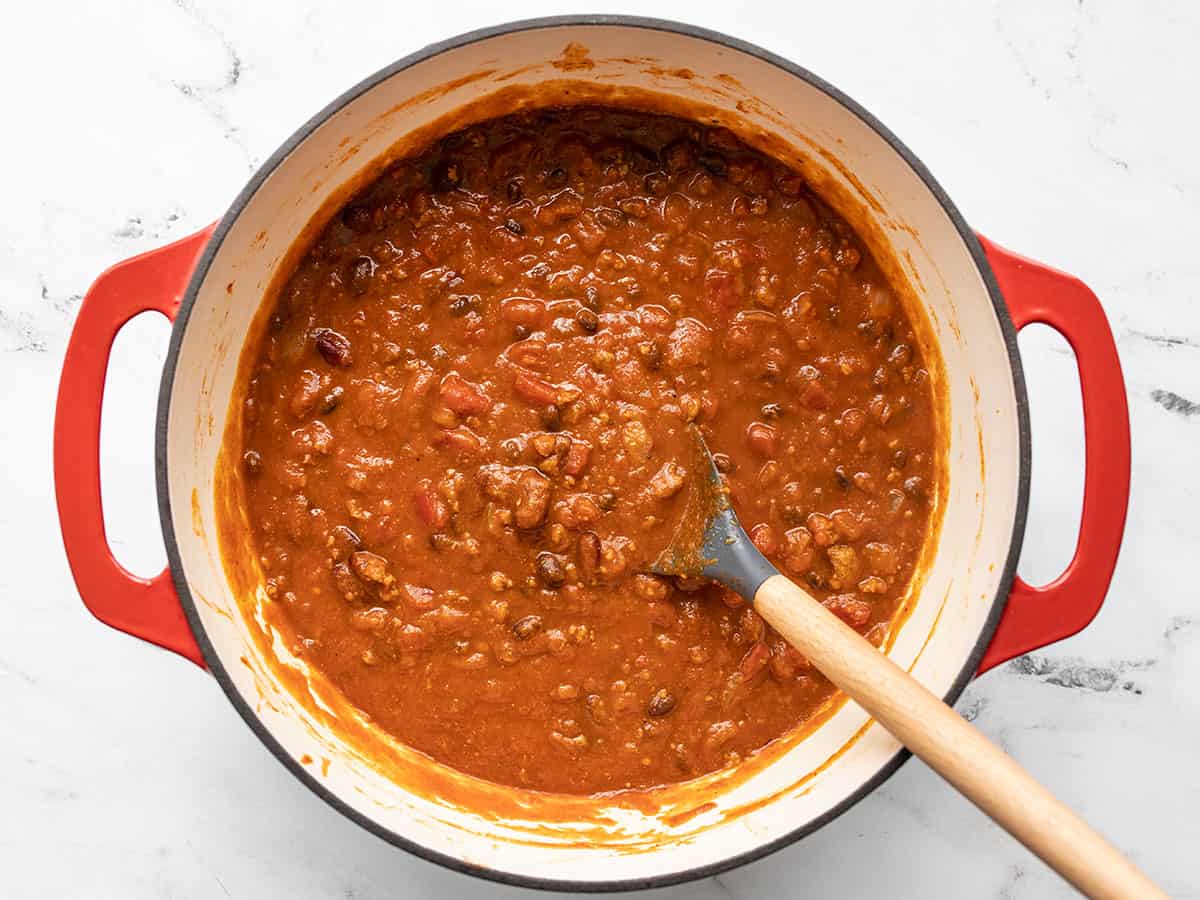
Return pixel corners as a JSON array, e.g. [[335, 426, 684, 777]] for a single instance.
[[233, 106, 940, 794]]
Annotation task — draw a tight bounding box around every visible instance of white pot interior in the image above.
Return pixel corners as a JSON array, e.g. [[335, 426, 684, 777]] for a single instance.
[[162, 22, 1022, 886]]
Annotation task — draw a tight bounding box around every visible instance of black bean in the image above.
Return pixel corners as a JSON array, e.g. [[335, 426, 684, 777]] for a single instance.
[[432, 159, 462, 192], [242, 449, 262, 476], [341, 203, 374, 234], [597, 491, 618, 511], [447, 294, 480, 317], [506, 179, 524, 202], [628, 143, 658, 173], [535, 552, 567, 588], [893, 448, 909, 469], [345, 255, 376, 296], [321, 386, 344, 414], [581, 285, 601, 311], [540, 404, 562, 432], [647, 688, 677, 717], [512, 614, 544, 640], [662, 138, 698, 173], [513, 324, 531, 341], [544, 167, 568, 189], [834, 465, 851, 490], [698, 152, 727, 177], [781, 505, 806, 526], [504, 218, 524, 235], [576, 308, 599, 333], [903, 475, 926, 499], [314, 328, 353, 367]]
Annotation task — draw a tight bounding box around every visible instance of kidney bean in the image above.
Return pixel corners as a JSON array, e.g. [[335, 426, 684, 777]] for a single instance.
[[313, 328, 353, 367], [512, 615, 544, 641], [647, 688, 677, 717], [501, 297, 546, 328], [576, 531, 601, 583], [746, 422, 777, 458], [413, 479, 449, 529], [434, 427, 483, 456], [535, 552, 567, 588]]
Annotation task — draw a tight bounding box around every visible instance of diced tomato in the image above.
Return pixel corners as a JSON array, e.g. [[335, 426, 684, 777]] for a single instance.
[[513, 370, 561, 406], [439, 373, 491, 415], [563, 439, 592, 476], [413, 479, 449, 529]]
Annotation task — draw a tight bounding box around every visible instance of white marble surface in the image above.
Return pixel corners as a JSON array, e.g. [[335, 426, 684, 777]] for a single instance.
[[3, 1, 1197, 897]]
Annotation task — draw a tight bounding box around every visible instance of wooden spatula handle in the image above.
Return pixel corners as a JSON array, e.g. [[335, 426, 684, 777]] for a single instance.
[[754, 574, 1164, 900]]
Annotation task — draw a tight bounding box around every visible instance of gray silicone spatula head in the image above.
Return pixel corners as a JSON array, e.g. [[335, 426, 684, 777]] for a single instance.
[[648, 426, 778, 600]]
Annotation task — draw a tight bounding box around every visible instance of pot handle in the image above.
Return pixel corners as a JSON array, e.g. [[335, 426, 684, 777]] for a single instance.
[[54, 226, 215, 667], [974, 235, 1130, 674]]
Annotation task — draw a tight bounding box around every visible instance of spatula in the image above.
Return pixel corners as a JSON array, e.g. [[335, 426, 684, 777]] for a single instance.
[[650, 426, 1164, 900]]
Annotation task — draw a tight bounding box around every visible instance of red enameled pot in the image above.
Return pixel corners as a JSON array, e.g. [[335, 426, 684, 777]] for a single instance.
[[54, 17, 1130, 891]]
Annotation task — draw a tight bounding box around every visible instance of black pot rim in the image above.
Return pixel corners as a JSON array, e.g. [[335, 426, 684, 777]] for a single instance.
[[156, 14, 1031, 894]]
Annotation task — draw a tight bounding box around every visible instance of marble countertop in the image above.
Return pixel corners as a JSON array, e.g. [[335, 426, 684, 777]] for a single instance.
[[3, 1, 1196, 897]]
